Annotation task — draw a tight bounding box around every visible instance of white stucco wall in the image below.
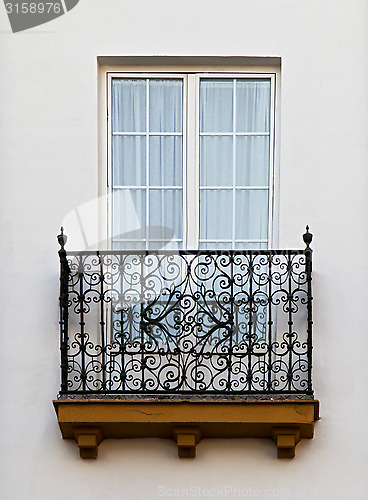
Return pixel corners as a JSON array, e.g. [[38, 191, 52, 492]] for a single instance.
[[0, 1, 368, 499]]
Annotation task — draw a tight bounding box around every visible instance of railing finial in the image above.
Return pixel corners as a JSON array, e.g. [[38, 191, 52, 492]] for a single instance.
[[57, 226, 68, 249], [303, 225, 313, 249]]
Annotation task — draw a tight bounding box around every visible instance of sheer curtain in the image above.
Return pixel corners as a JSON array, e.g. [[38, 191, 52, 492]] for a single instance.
[[199, 78, 271, 250], [112, 78, 183, 250], [111, 77, 271, 251]]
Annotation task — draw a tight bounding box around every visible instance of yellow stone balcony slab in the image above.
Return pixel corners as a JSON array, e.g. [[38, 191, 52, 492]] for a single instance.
[[54, 398, 319, 459]]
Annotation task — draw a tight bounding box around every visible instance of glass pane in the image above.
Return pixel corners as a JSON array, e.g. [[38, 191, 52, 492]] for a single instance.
[[200, 189, 232, 240], [146, 240, 181, 251], [112, 188, 146, 242], [199, 242, 232, 250], [112, 79, 146, 133], [200, 136, 233, 187], [235, 190, 269, 240], [236, 136, 270, 186], [149, 80, 183, 133], [200, 79, 233, 133], [236, 80, 271, 133], [235, 242, 268, 250], [149, 136, 182, 186], [149, 189, 183, 246], [112, 240, 146, 250], [112, 136, 146, 186]]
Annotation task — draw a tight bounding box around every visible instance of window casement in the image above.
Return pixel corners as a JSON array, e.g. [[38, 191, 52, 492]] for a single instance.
[[107, 71, 276, 251]]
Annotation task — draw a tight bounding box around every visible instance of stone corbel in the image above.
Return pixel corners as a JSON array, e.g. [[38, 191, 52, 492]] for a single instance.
[[74, 427, 103, 458], [173, 427, 201, 458], [272, 427, 301, 458]]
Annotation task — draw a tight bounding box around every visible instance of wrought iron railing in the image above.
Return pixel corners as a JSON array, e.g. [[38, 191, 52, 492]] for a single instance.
[[58, 228, 313, 398]]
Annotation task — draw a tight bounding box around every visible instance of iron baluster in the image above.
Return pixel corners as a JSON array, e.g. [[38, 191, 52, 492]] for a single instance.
[[98, 252, 106, 391], [247, 253, 254, 391], [184, 255, 191, 392], [78, 257, 86, 392], [303, 226, 313, 395], [267, 253, 273, 391], [140, 253, 145, 391], [120, 307, 125, 391], [287, 252, 293, 392], [119, 253, 125, 391], [58, 227, 70, 393], [227, 253, 234, 391]]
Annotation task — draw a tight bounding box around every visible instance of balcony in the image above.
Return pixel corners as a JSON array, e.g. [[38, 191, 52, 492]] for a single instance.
[[53, 228, 319, 459]]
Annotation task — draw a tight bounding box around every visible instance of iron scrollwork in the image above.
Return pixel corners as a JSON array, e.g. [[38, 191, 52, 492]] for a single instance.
[[58, 231, 313, 397]]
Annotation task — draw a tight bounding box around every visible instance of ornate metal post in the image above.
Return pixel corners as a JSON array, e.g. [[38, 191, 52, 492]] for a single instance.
[[58, 227, 70, 393], [303, 226, 313, 395]]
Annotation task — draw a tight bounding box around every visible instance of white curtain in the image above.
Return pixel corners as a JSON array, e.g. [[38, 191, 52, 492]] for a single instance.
[[112, 79, 183, 250], [199, 79, 271, 250], [111, 77, 271, 251]]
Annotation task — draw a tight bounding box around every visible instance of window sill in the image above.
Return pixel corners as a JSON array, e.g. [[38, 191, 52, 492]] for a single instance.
[[53, 398, 319, 459]]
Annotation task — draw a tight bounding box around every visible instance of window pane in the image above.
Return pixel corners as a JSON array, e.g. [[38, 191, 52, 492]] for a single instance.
[[200, 189, 232, 240], [149, 189, 183, 246], [112, 239, 146, 251], [199, 242, 232, 250], [236, 136, 270, 186], [199, 77, 272, 248], [200, 79, 233, 133], [236, 80, 271, 133], [112, 79, 146, 133], [112, 136, 146, 186], [200, 136, 233, 187], [112, 78, 184, 250], [112, 188, 146, 242], [235, 242, 268, 250], [149, 136, 182, 186], [235, 190, 269, 240], [149, 80, 183, 133]]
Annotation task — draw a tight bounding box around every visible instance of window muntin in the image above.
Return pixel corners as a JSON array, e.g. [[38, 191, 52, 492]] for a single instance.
[[109, 73, 274, 251]]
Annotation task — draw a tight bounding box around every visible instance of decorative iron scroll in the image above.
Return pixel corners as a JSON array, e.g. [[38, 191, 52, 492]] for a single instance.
[[58, 234, 313, 396]]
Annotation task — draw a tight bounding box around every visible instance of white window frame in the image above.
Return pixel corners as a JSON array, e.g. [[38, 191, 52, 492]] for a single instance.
[[100, 66, 279, 250]]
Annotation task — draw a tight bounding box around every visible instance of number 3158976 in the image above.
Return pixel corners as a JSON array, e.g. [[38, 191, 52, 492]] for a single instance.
[[5, 3, 62, 14]]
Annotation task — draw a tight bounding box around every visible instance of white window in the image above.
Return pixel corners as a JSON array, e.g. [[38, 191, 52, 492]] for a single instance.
[[107, 71, 276, 250]]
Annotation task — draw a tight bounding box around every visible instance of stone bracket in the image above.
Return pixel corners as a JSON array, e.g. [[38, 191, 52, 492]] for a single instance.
[[272, 427, 301, 458], [173, 427, 201, 458], [74, 427, 103, 459]]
